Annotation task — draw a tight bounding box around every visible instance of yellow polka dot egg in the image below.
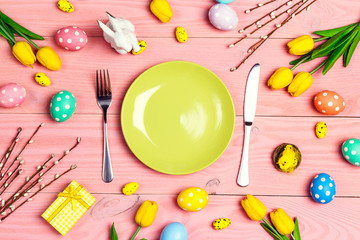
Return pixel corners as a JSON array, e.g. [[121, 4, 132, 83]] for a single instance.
[[177, 187, 208, 212]]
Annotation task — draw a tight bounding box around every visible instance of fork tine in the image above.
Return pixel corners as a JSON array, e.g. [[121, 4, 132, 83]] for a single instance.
[[107, 69, 111, 95], [96, 70, 100, 97], [99, 69, 104, 96], [103, 69, 108, 95]]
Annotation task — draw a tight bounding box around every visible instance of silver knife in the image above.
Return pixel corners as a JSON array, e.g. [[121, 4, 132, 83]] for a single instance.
[[237, 63, 261, 187]]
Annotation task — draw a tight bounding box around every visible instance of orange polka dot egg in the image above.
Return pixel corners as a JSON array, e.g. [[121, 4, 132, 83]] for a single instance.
[[314, 90, 345, 115], [177, 187, 209, 212]]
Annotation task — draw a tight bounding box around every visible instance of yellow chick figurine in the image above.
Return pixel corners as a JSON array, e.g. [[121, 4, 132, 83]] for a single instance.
[[274, 144, 301, 173]]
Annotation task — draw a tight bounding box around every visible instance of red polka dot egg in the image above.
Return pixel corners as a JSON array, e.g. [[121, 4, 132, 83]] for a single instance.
[[55, 26, 87, 51], [0, 83, 26, 108], [314, 90, 345, 115]]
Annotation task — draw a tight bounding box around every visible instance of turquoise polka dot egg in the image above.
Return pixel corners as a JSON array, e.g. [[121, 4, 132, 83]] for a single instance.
[[50, 90, 76, 122], [342, 138, 360, 166]]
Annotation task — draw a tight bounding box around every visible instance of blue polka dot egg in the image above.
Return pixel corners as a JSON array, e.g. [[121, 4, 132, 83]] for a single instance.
[[342, 138, 360, 166], [310, 173, 336, 204], [50, 90, 76, 122]]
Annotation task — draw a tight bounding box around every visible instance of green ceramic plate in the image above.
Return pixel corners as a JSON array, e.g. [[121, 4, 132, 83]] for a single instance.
[[121, 61, 235, 175]]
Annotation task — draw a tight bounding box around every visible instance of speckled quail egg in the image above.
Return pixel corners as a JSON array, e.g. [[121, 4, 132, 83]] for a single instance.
[[57, 0, 74, 13], [34, 72, 51, 86], [175, 26, 188, 43], [315, 122, 327, 138], [213, 218, 231, 230], [122, 182, 139, 195]]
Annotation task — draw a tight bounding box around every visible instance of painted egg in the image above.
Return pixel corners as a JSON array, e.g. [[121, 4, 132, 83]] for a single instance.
[[122, 182, 139, 195], [131, 40, 147, 55], [310, 173, 336, 204], [57, 0, 74, 13], [0, 83, 26, 108], [342, 138, 360, 166], [208, 4, 238, 31], [35, 72, 51, 86], [50, 90, 76, 122], [177, 187, 209, 212], [160, 222, 188, 240], [55, 26, 87, 51], [314, 90, 345, 115], [175, 26, 188, 43], [216, 0, 235, 3], [315, 122, 327, 139], [213, 218, 231, 230]]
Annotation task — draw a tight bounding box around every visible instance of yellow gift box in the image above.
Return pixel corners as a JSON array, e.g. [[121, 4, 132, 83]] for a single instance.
[[42, 180, 96, 236]]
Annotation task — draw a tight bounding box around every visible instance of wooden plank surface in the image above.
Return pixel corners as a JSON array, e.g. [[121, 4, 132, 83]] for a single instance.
[[0, 0, 359, 239]]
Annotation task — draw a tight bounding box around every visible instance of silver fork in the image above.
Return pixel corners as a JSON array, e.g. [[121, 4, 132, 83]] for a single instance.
[[96, 69, 113, 183]]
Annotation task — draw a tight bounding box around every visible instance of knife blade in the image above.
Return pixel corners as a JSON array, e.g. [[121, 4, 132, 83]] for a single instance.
[[237, 63, 260, 187]]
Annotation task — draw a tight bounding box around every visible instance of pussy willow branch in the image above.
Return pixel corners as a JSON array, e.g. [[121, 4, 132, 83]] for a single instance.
[[0, 128, 21, 172], [0, 165, 77, 222], [230, 0, 318, 72], [245, 0, 278, 14]]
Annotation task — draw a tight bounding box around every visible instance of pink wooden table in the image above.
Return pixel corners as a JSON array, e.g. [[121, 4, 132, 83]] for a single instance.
[[1, 0, 360, 239]]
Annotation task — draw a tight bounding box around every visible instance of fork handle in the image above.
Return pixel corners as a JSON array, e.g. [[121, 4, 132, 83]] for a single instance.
[[102, 119, 113, 183]]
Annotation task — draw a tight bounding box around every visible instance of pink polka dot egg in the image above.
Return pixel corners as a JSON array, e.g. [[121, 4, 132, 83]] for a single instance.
[[55, 26, 87, 51], [0, 83, 26, 108], [177, 187, 209, 212], [314, 90, 345, 115]]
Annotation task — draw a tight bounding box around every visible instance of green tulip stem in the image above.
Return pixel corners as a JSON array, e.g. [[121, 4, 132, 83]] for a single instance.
[[313, 36, 329, 42], [290, 55, 311, 71], [0, 20, 15, 44], [291, 233, 295, 240], [262, 218, 284, 240], [12, 27, 40, 49], [130, 226, 142, 240], [310, 61, 326, 75]]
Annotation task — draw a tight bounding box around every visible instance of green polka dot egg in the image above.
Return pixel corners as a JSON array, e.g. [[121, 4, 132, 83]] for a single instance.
[[50, 90, 76, 122], [177, 187, 209, 212], [342, 138, 360, 166]]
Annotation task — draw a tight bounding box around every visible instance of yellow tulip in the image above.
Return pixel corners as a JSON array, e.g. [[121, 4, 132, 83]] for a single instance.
[[135, 200, 158, 227], [241, 194, 267, 221], [12, 41, 36, 68], [267, 67, 293, 90], [270, 208, 295, 235], [150, 0, 173, 23], [287, 35, 314, 55], [36, 46, 62, 71], [288, 71, 313, 97]]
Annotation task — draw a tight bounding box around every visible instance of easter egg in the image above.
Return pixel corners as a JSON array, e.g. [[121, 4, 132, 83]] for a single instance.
[[342, 138, 360, 166], [50, 90, 76, 122], [160, 222, 188, 240], [122, 182, 139, 195], [35, 72, 51, 86], [177, 187, 208, 212], [131, 40, 147, 55], [213, 218, 231, 230], [314, 90, 345, 115], [216, 0, 235, 3], [315, 122, 327, 139], [0, 83, 26, 108], [57, 0, 74, 13], [175, 26, 188, 43], [208, 4, 238, 31], [310, 173, 336, 204], [55, 26, 87, 51]]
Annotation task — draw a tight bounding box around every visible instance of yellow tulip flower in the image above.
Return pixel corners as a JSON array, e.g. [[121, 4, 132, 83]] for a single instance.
[[131, 200, 158, 240], [36, 46, 62, 71], [270, 208, 295, 235], [287, 35, 314, 55], [267, 67, 294, 90], [12, 41, 36, 68], [288, 71, 313, 97], [241, 194, 267, 221]]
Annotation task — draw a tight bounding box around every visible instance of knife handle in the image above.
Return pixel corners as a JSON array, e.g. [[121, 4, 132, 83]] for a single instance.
[[237, 125, 252, 187]]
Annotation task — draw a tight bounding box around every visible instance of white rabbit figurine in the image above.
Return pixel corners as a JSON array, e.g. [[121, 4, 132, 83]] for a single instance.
[[97, 12, 140, 55]]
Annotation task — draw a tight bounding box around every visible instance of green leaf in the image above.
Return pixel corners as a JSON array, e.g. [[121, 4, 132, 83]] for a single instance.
[[314, 22, 358, 37], [322, 32, 356, 75], [0, 11, 44, 40], [0, 17, 15, 44], [344, 30, 360, 67], [289, 52, 312, 66], [111, 223, 118, 240], [293, 217, 301, 240], [260, 223, 290, 240]]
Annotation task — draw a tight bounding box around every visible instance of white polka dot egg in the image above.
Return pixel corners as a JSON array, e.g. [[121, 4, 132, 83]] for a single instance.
[[314, 90, 345, 115], [0, 83, 26, 108], [310, 173, 336, 204], [342, 138, 360, 166], [50, 90, 76, 122], [55, 26, 87, 51], [177, 187, 209, 212], [208, 4, 238, 31]]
